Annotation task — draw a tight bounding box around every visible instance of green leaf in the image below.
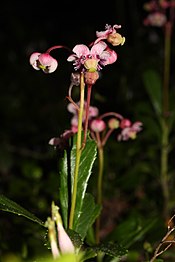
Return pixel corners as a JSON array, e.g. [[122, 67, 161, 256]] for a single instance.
[[82, 247, 97, 261], [59, 133, 97, 230], [74, 193, 101, 240], [59, 149, 70, 228], [0, 194, 45, 227], [95, 242, 128, 258], [108, 213, 157, 248], [70, 134, 97, 229], [142, 69, 162, 116]]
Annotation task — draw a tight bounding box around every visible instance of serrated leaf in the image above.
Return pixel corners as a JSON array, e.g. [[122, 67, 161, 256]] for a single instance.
[[95, 242, 128, 258], [70, 134, 97, 229], [74, 193, 101, 240], [59, 149, 70, 228], [142, 69, 162, 116], [82, 247, 97, 261], [0, 194, 45, 227], [66, 228, 83, 249], [59, 133, 97, 230]]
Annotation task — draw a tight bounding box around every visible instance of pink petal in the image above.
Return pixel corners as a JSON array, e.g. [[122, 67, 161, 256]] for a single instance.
[[96, 29, 110, 38], [47, 58, 58, 73], [38, 53, 55, 66], [132, 121, 143, 132], [29, 52, 41, 70], [91, 41, 107, 55], [67, 54, 77, 62], [105, 50, 117, 65], [72, 44, 90, 57], [67, 103, 77, 114], [89, 106, 99, 117]]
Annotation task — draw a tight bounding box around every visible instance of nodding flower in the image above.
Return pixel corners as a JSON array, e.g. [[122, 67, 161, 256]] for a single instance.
[[29, 52, 58, 73], [118, 121, 143, 141]]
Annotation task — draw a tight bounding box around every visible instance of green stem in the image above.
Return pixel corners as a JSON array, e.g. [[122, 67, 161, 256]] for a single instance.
[[160, 22, 172, 220], [82, 84, 92, 149], [95, 144, 104, 244], [69, 73, 85, 229], [161, 119, 169, 219], [163, 22, 171, 115]]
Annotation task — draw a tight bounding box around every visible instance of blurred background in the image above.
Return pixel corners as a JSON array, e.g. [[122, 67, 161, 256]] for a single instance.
[[0, 0, 175, 261]]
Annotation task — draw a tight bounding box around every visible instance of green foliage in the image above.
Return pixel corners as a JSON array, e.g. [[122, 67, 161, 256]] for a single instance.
[[142, 69, 162, 117], [58, 133, 99, 234], [0, 194, 45, 227], [74, 193, 101, 240]]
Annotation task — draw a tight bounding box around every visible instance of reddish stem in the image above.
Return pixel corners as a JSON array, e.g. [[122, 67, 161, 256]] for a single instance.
[[82, 84, 92, 148], [46, 45, 71, 53], [99, 111, 123, 120], [101, 128, 115, 147]]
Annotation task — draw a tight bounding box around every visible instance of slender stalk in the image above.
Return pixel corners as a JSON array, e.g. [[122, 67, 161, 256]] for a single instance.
[[162, 22, 171, 115], [46, 45, 71, 53], [161, 21, 172, 220], [82, 85, 92, 149], [161, 118, 169, 219], [69, 73, 85, 229], [95, 143, 104, 244]]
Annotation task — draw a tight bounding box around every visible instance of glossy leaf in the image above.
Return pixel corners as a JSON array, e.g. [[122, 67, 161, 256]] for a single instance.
[[74, 193, 101, 240], [59, 133, 97, 231], [0, 194, 45, 227]]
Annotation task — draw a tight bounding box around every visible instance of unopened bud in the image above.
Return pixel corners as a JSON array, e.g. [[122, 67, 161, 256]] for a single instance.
[[90, 119, 106, 132], [120, 119, 131, 129], [108, 118, 119, 129], [84, 71, 99, 85]]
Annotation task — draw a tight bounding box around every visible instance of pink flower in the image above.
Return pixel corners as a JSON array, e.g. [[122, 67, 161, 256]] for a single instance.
[[118, 121, 143, 141], [143, 12, 167, 27], [29, 52, 58, 73], [120, 119, 132, 129], [67, 41, 117, 71], [67, 101, 99, 133], [48, 129, 74, 150], [90, 119, 106, 132]]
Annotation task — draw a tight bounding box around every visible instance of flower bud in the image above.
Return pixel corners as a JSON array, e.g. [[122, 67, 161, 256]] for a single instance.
[[52, 202, 75, 255], [90, 119, 106, 132], [107, 33, 125, 46], [120, 119, 131, 129], [108, 118, 119, 129], [84, 71, 99, 85]]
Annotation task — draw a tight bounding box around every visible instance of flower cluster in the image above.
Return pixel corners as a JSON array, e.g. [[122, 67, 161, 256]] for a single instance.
[[29, 24, 125, 83], [143, 0, 175, 27], [49, 101, 142, 150], [66, 102, 142, 146]]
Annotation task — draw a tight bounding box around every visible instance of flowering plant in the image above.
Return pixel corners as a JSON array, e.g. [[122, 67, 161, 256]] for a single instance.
[[0, 23, 144, 262]]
